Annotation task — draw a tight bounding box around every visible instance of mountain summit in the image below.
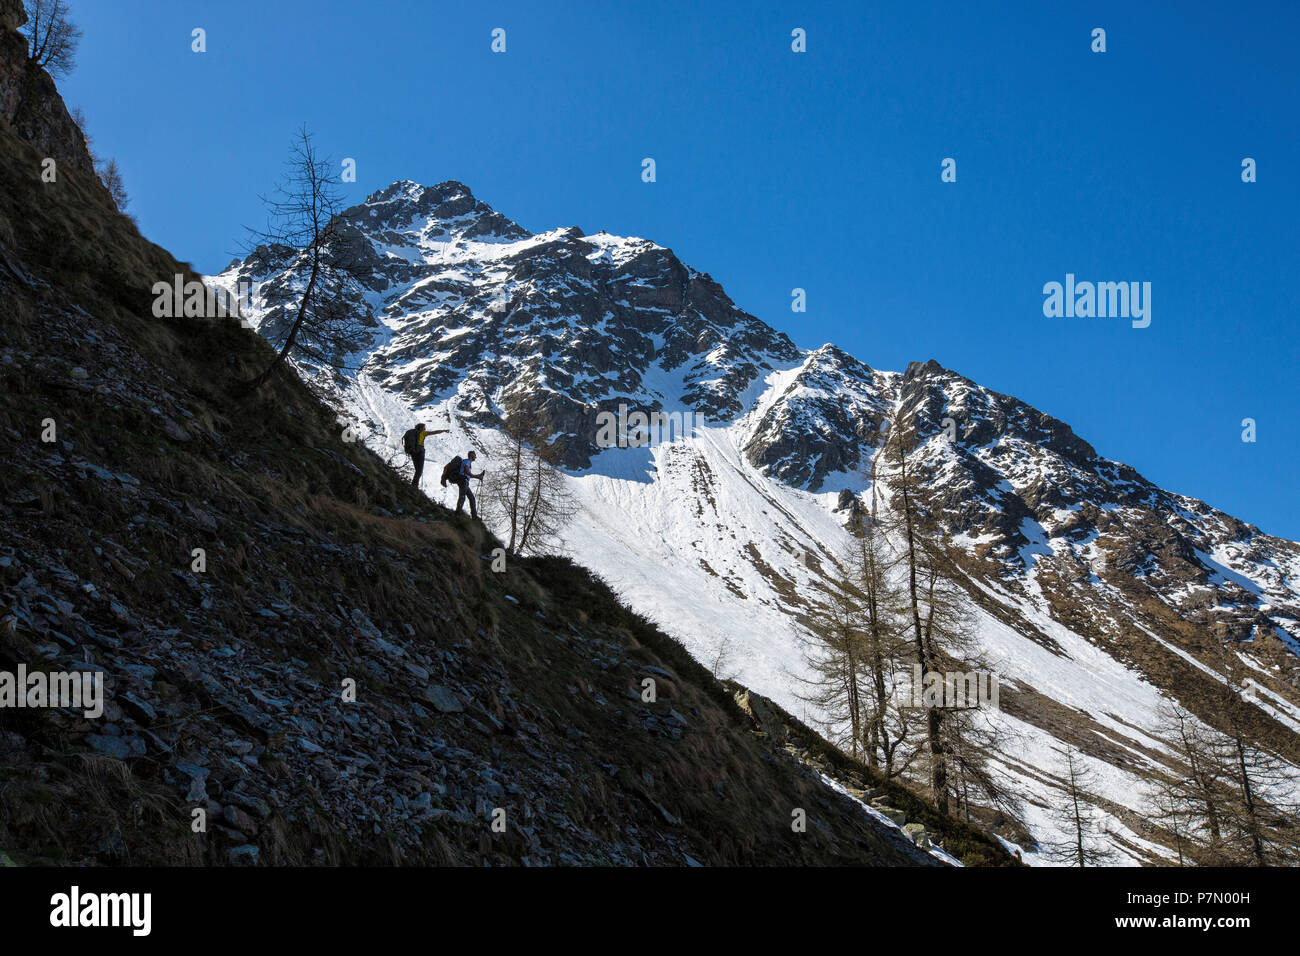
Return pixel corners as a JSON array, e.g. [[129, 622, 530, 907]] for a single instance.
[[216, 180, 1300, 863], [221, 179, 801, 467]]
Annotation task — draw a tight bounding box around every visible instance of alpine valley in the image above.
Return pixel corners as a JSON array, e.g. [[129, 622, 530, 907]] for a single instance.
[[212, 179, 1300, 864]]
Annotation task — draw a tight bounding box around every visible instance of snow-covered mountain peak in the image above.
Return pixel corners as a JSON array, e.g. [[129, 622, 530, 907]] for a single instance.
[[216, 179, 801, 465], [213, 181, 1300, 864], [343, 178, 532, 249]]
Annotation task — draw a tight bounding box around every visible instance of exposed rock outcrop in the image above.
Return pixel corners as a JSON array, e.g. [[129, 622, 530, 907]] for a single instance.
[[0, 0, 95, 177]]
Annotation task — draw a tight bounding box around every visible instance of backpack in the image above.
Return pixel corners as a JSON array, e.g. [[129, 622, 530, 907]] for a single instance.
[[402, 427, 421, 456], [440, 456, 464, 487]]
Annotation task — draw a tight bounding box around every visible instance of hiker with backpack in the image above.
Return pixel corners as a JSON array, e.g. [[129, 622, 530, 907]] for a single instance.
[[441, 450, 483, 519], [402, 422, 450, 488]]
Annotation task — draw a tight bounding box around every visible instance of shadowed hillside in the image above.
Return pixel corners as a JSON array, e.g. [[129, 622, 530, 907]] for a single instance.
[[0, 2, 1010, 867]]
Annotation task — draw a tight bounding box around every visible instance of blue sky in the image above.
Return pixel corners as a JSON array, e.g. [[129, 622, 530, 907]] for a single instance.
[[59, 0, 1298, 538]]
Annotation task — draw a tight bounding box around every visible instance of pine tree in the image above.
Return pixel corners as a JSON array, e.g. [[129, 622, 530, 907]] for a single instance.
[[940, 698, 1023, 826], [848, 480, 917, 775], [1150, 697, 1232, 864], [96, 157, 128, 211], [1150, 684, 1300, 866], [886, 419, 951, 811], [1042, 745, 1114, 866], [22, 0, 81, 78], [479, 407, 576, 555], [882, 415, 993, 815], [1208, 641, 1300, 865], [245, 127, 370, 391], [796, 561, 871, 760]]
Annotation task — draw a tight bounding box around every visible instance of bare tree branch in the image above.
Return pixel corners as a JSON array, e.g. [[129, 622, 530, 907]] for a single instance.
[[22, 0, 82, 78], [243, 126, 368, 391]]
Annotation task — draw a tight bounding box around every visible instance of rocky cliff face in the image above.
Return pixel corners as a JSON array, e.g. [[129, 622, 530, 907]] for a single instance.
[[892, 358, 1300, 652], [0, 0, 94, 177], [741, 345, 897, 490]]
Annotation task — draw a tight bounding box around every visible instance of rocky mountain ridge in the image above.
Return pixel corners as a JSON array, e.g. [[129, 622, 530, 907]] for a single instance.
[[0, 12, 1003, 866], [215, 178, 1300, 862], [216, 179, 1300, 664]]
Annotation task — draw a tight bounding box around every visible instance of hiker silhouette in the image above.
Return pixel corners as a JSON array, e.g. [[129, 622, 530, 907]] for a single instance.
[[402, 423, 448, 488]]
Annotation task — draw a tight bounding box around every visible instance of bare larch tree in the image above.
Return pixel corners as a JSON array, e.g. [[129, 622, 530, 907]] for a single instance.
[[245, 126, 368, 391], [22, 0, 81, 77], [1043, 745, 1113, 866], [479, 408, 576, 555]]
